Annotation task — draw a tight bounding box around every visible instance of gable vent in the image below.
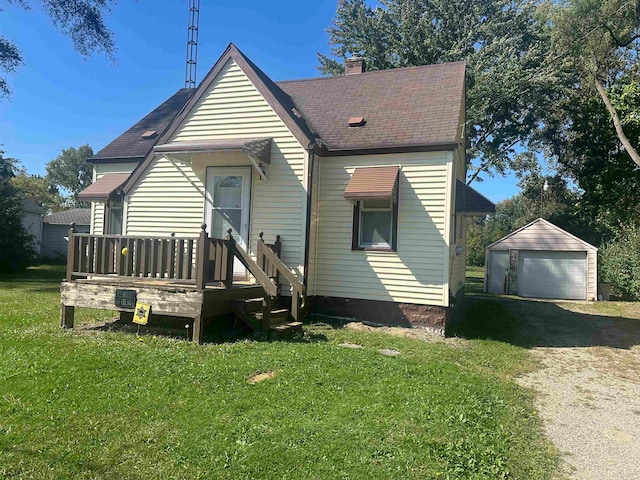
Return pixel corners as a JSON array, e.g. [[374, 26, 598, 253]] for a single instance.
[[141, 130, 157, 139], [348, 116, 366, 127]]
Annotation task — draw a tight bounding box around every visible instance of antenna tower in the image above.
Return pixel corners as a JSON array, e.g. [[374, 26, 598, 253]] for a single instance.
[[185, 0, 200, 88]]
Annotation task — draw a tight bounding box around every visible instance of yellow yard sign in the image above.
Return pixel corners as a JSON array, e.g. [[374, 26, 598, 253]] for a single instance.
[[133, 303, 151, 325]]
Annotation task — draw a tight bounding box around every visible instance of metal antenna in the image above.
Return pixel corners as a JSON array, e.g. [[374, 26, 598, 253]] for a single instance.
[[185, 0, 200, 88]]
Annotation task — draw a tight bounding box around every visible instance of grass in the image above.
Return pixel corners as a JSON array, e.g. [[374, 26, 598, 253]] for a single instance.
[[0, 265, 557, 479]]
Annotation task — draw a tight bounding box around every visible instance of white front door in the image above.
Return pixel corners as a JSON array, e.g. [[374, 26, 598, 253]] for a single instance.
[[205, 167, 251, 278]]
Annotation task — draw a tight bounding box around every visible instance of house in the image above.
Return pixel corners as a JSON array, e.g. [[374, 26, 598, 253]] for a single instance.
[[485, 218, 597, 300], [63, 44, 494, 340], [41, 209, 91, 259], [21, 198, 45, 255]]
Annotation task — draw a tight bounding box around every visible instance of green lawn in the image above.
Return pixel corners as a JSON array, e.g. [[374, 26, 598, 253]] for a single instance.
[[0, 265, 556, 479]]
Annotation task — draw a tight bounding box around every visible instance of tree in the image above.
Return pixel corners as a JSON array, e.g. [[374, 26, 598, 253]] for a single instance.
[[0, 151, 34, 272], [552, 0, 640, 166], [45, 144, 93, 207], [1, 0, 117, 98], [319, 0, 565, 183], [11, 171, 64, 213]]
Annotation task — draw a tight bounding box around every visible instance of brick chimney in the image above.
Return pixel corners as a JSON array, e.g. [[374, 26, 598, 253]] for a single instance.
[[345, 56, 366, 75]]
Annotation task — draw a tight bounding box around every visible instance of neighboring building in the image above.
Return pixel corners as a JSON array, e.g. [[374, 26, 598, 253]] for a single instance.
[[77, 44, 494, 332], [485, 218, 598, 301], [21, 198, 45, 255], [41, 209, 91, 259]]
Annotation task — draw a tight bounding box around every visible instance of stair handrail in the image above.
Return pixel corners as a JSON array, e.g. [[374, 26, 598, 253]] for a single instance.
[[259, 233, 305, 321], [225, 229, 277, 297]]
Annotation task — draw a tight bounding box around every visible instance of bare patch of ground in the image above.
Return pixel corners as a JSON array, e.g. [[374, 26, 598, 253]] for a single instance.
[[247, 371, 277, 384], [345, 321, 468, 346]]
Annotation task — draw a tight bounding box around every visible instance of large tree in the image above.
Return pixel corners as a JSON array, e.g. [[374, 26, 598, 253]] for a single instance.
[[551, 0, 640, 166], [45, 144, 93, 207], [1, 0, 117, 97], [318, 0, 564, 183], [542, 75, 640, 240]]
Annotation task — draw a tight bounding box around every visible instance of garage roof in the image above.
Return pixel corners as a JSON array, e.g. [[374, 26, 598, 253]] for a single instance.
[[486, 218, 597, 252]]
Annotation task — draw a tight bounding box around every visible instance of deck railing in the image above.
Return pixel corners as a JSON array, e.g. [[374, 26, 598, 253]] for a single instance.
[[65, 224, 304, 319]]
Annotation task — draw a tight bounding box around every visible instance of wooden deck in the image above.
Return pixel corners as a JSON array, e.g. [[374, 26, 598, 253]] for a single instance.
[[60, 225, 306, 342]]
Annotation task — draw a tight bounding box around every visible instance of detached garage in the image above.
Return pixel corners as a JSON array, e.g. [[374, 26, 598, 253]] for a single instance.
[[484, 218, 597, 301]]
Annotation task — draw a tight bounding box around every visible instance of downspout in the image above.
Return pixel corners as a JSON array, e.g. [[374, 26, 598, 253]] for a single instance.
[[302, 149, 316, 297]]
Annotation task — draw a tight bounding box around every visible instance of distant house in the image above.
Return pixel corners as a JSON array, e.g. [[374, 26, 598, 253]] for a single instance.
[[66, 43, 494, 339], [21, 198, 45, 255], [41, 209, 91, 259]]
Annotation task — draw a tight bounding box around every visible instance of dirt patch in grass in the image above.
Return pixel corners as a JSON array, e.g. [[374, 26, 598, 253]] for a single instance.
[[345, 321, 468, 346], [247, 371, 277, 384]]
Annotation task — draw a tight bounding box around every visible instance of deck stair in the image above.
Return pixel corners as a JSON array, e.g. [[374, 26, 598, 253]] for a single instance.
[[231, 298, 303, 339]]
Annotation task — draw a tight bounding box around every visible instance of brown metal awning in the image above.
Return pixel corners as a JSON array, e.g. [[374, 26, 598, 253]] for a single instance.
[[153, 138, 272, 165], [344, 166, 400, 202], [78, 173, 131, 201]]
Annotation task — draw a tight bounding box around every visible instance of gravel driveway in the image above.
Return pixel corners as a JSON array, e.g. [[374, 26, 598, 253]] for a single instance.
[[504, 299, 640, 479]]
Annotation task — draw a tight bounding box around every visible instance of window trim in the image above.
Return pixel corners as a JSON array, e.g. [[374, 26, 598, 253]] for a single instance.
[[352, 199, 398, 252]]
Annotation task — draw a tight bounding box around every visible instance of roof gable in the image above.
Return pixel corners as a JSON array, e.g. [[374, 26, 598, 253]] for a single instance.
[[159, 43, 316, 150], [486, 218, 597, 251], [122, 44, 317, 194]]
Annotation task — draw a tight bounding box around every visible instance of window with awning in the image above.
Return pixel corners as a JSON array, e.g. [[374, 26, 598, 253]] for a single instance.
[[344, 166, 400, 251]]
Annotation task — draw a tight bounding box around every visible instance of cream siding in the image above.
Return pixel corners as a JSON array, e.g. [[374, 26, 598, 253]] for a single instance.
[[313, 151, 452, 306], [126, 156, 204, 237], [126, 59, 307, 277], [307, 155, 321, 296], [91, 162, 137, 235], [450, 215, 467, 295], [486, 220, 598, 300], [449, 145, 468, 296]]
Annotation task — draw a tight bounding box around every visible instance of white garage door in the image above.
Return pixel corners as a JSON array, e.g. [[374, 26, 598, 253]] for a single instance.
[[518, 251, 586, 300], [488, 250, 509, 294]]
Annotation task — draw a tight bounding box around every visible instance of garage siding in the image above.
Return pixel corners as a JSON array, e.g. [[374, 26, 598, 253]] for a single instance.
[[485, 219, 597, 300]]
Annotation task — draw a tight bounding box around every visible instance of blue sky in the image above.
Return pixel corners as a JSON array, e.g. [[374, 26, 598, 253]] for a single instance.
[[0, 0, 520, 203]]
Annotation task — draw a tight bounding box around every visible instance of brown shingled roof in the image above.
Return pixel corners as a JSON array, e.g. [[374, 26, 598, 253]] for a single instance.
[[91, 88, 196, 162], [277, 61, 465, 152]]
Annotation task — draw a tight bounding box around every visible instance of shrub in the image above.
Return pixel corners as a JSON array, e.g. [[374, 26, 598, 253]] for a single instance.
[[599, 225, 640, 300]]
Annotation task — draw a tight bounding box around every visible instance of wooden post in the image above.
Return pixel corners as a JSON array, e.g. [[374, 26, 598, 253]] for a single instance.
[[274, 234, 282, 257], [257, 231, 265, 271], [192, 314, 203, 344], [273, 234, 281, 291], [291, 286, 299, 322], [66, 223, 76, 281], [168, 233, 176, 278], [262, 294, 272, 335], [61, 304, 74, 328], [196, 224, 209, 290], [224, 228, 235, 289]]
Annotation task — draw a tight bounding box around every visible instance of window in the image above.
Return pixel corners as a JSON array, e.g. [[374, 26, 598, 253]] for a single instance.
[[352, 198, 398, 251], [106, 198, 123, 235], [344, 165, 400, 252]]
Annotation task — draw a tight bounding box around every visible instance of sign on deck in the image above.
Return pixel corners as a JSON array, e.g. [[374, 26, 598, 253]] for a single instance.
[[114, 289, 137, 309]]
